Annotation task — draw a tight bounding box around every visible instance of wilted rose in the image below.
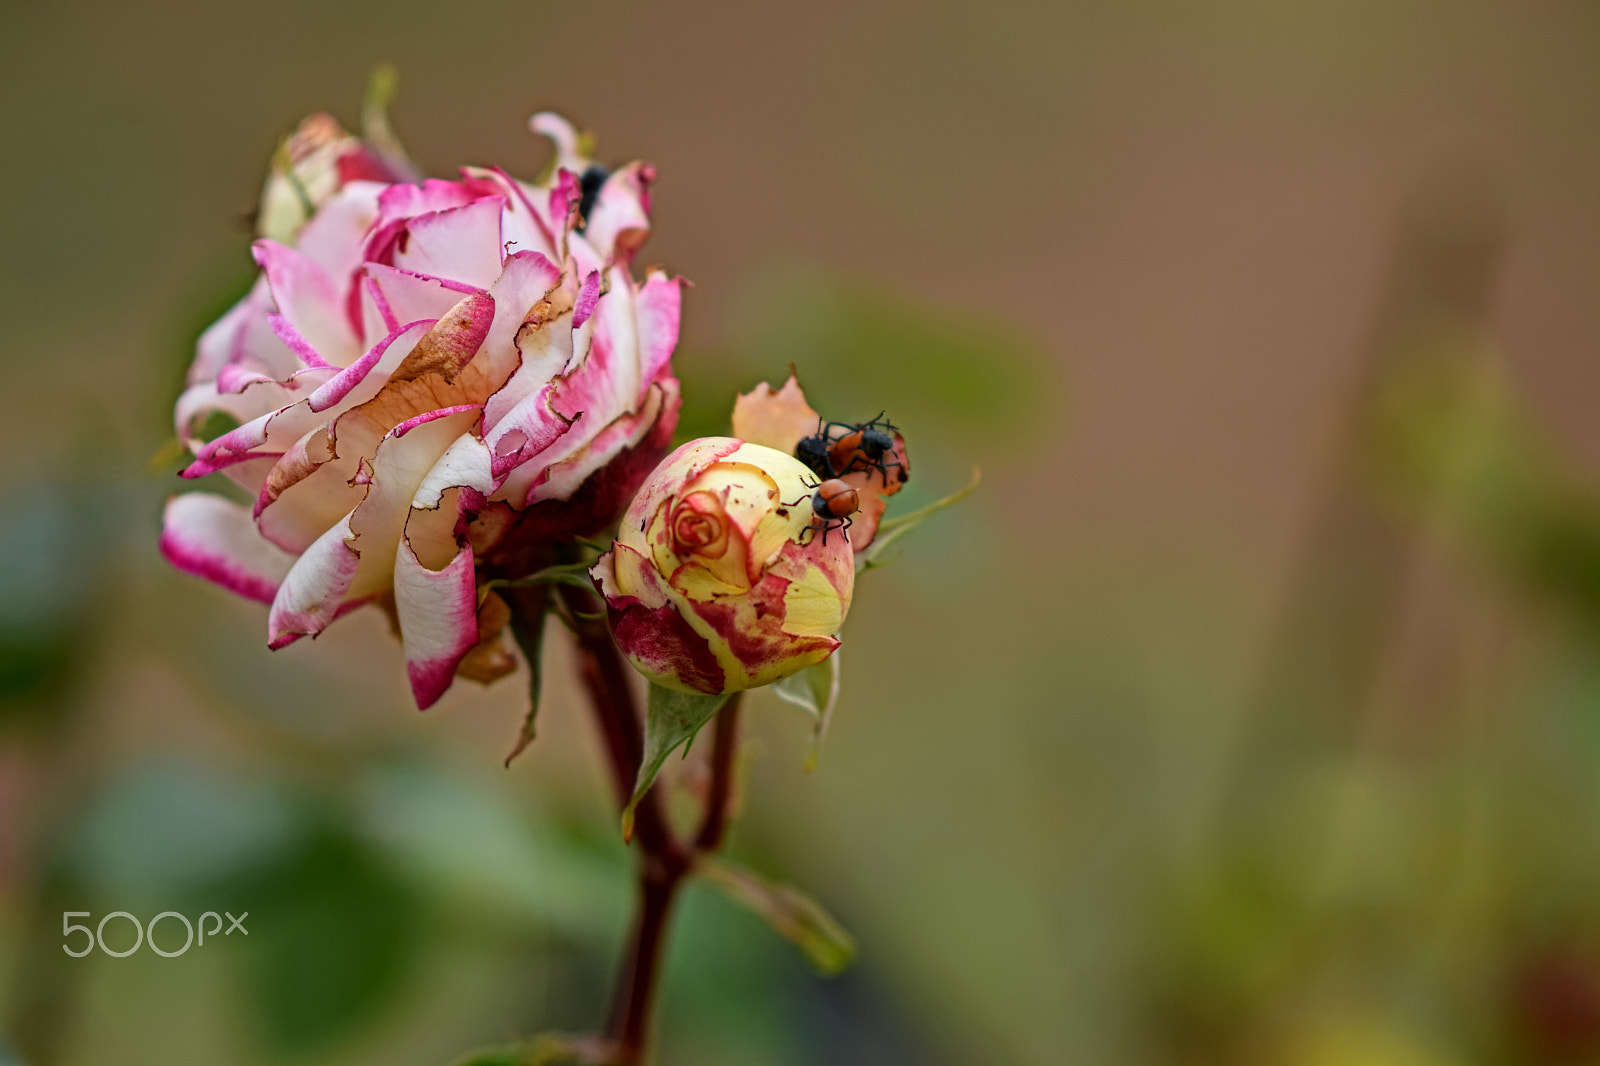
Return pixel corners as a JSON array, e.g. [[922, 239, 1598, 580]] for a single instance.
[[162, 112, 681, 708], [592, 438, 855, 695]]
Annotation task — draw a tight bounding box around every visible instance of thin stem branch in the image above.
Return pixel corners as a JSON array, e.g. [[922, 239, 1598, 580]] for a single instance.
[[507, 582, 744, 1065]]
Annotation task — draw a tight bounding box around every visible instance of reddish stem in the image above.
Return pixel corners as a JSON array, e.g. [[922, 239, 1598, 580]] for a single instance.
[[546, 585, 743, 1065], [568, 603, 679, 858]]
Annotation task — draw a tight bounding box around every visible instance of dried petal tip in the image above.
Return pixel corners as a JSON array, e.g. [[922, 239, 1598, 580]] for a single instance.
[[732, 371, 820, 453]]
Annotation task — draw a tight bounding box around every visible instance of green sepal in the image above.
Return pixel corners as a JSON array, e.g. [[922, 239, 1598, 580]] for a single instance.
[[622, 684, 730, 839], [486, 561, 597, 594], [772, 652, 841, 772], [361, 64, 415, 178], [697, 857, 857, 975], [503, 587, 549, 766], [271, 140, 316, 218], [857, 467, 982, 572]]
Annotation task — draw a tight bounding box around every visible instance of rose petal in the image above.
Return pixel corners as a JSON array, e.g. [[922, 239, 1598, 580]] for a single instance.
[[483, 278, 577, 429], [191, 278, 298, 386], [253, 240, 360, 367], [345, 406, 484, 600], [389, 290, 495, 384], [515, 378, 666, 506], [267, 514, 360, 648], [530, 112, 586, 175], [161, 494, 297, 604], [549, 264, 642, 427], [394, 532, 479, 709], [479, 250, 564, 385], [732, 371, 820, 454], [634, 270, 682, 399], [295, 180, 383, 285], [358, 262, 477, 342], [413, 434, 496, 509], [392, 196, 506, 291], [583, 161, 654, 262]]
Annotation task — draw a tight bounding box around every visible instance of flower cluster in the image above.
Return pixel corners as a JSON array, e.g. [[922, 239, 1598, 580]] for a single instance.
[[162, 112, 681, 708]]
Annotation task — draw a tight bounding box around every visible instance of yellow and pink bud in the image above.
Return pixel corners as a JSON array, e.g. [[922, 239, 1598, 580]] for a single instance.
[[593, 438, 855, 695]]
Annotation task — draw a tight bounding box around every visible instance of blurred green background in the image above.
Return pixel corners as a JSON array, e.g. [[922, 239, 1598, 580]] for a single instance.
[[5, 2, 1600, 1064]]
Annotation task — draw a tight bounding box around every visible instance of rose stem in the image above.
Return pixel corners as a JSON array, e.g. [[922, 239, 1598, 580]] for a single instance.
[[550, 585, 744, 1064], [694, 696, 743, 853]]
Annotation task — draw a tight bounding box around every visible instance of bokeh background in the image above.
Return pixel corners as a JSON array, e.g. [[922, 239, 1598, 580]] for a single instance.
[[5, 2, 1600, 1064]]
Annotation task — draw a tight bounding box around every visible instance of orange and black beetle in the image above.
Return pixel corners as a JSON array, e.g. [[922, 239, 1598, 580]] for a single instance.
[[785, 476, 860, 545], [794, 413, 904, 487]]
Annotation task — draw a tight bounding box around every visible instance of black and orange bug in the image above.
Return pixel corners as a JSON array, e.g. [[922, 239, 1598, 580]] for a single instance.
[[794, 417, 836, 480], [826, 412, 904, 486], [783, 476, 861, 545], [575, 164, 608, 232], [793, 413, 903, 482]]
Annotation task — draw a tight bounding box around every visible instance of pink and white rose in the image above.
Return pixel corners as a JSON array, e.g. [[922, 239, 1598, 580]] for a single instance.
[[162, 112, 682, 709]]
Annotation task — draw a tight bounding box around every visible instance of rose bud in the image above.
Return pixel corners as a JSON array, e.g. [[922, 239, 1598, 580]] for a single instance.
[[592, 438, 855, 695], [162, 112, 682, 709], [256, 110, 417, 245]]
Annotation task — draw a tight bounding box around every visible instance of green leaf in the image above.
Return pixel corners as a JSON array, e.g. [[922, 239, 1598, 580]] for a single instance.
[[697, 857, 857, 975], [504, 588, 549, 766], [858, 467, 982, 572], [772, 653, 841, 772], [623, 684, 730, 839]]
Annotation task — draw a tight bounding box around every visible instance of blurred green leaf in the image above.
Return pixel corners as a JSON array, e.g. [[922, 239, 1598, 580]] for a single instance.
[[450, 1044, 535, 1066], [56, 758, 297, 904], [453, 1033, 624, 1065], [0, 484, 111, 716], [697, 858, 856, 976], [1362, 338, 1600, 624], [738, 271, 1052, 442], [357, 762, 625, 937], [771, 653, 840, 771], [624, 684, 729, 839], [675, 269, 1055, 450], [236, 824, 423, 1057]]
